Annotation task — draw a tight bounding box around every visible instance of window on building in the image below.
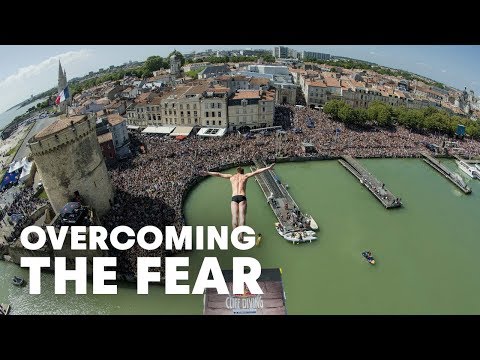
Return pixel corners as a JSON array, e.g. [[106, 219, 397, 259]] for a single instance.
[[136, 108, 139, 113], [212, 112, 215, 117], [206, 120, 210, 125], [147, 107, 150, 111], [218, 111, 221, 117], [188, 119, 191, 124], [169, 110, 172, 115], [164, 103, 168, 108], [153, 115, 156, 120], [172, 103, 175, 108], [186, 104, 190, 110], [180, 104, 183, 110], [205, 112, 209, 117], [193, 104, 197, 109], [195, 118, 198, 124], [193, 111, 197, 116], [174, 111, 176, 116], [148, 115, 151, 120], [211, 103, 215, 109], [218, 103, 222, 108], [262, 107, 265, 112], [181, 119, 184, 124], [213, 120, 216, 125], [181, 111, 184, 117], [219, 121, 222, 126]]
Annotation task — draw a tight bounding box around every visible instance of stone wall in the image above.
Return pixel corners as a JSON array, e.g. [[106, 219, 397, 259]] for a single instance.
[[30, 117, 114, 216]]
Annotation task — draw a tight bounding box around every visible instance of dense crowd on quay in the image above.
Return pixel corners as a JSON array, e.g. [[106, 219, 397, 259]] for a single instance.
[[101, 106, 480, 274]]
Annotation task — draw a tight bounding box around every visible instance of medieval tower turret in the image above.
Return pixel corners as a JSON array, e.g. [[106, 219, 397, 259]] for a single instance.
[[28, 115, 114, 217], [57, 61, 71, 113]]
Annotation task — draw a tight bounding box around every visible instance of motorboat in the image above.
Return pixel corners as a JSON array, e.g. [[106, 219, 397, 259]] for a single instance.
[[0, 304, 10, 315], [456, 160, 480, 179], [284, 231, 317, 243], [362, 251, 376, 265], [12, 276, 26, 287], [475, 164, 480, 173], [305, 215, 318, 231]]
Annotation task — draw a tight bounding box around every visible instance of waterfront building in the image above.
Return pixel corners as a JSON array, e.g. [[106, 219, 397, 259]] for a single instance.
[[227, 89, 275, 132], [300, 51, 331, 61]]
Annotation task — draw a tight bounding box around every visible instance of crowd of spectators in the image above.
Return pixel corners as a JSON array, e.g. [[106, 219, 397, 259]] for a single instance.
[[102, 105, 480, 274]]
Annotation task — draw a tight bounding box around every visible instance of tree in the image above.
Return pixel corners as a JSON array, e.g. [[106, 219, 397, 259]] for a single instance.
[[168, 50, 185, 66], [263, 54, 275, 63], [143, 56, 166, 74], [323, 99, 346, 119], [338, 105, 356, 125]]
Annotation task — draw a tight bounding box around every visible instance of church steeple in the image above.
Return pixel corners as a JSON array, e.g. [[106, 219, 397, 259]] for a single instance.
[[58, 61, 64, 82]]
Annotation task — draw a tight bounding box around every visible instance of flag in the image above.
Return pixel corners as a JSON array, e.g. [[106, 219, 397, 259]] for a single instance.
[[55, 87, 70, 105]]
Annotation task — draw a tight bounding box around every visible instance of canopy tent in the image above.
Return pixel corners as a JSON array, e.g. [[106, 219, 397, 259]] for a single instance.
[[127, 125, 140, 130], [0, 169, 21, 191], [142, 126, 176, 135], [19, 159, 33, 183], [170, 126, 193, 137], [8, 160, 22, 173], [196, 127, 227, 137]]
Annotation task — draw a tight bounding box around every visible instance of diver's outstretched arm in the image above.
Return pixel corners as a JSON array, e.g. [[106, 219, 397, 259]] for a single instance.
[[246, 163, 275, 178], [202, 171, 232, 179]]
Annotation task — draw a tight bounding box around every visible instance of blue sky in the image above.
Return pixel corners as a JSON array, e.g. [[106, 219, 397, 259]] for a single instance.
[[0, 45, 479, 113]]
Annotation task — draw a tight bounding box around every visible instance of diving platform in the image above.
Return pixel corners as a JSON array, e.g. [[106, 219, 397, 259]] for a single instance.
[[421, 152, 471, 194], [203, 268, 287, 315], [338, 155, 402, 209], [251, 158, 318, 243]]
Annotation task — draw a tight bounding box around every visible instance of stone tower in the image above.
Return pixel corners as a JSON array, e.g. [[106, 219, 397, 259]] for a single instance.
[[28, 115, 114, 217], [57, 61, 71, 113], [170, 52, 181, 78]]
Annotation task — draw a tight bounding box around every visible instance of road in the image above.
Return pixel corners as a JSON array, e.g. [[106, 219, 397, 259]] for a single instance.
[[14, 116, 57, 162]]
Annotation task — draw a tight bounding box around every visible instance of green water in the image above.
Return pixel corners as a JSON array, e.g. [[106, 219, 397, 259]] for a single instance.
[[1, 159, 480, 314]]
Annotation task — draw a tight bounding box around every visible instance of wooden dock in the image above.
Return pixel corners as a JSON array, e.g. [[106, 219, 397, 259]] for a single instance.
[[338, 155, 402, 209], [421, 152, 471, 194], [251, 158, 315, 235], [203, 268, 287, 315]]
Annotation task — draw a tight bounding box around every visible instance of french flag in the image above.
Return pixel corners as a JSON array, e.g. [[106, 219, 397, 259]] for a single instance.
[[55, 87, 70, 105]]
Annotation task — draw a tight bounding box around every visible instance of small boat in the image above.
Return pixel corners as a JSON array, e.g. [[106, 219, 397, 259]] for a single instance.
[[0, 303, 11, 315], [362, 251, 375, 265], [284, 231, 317, 243], [307, 215, 318, 231], [12, 276, 26, 287], [456, 160, 480, 179], [475, 164, 480, 172]]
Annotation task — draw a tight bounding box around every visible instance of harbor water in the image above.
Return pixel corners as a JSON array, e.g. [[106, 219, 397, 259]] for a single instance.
[[1, 158, 480, 314]]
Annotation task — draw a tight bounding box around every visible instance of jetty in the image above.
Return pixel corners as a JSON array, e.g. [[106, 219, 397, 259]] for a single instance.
[[250, 158, 318, 243], [338, 155, 402, 209], [421, 152, 471, 194]]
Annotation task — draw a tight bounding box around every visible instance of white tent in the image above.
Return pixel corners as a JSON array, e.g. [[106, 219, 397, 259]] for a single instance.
[[19, 160, 33, 184], [170, 126, 194, 137], [196, 127, 227, 137], [142, 126, 176, 135]]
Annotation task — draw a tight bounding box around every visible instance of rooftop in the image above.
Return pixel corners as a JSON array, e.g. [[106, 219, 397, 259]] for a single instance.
[[232, 90, 261, 100], [107, 114, 125, 126], [34, 115, 88, 141], [97, 132, 113, 144]]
